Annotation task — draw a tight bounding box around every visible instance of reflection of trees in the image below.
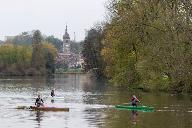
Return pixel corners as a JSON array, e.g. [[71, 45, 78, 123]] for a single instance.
[[80, 74, 107, 92], [102, 110, 134, 128], [31, 76, 46, 89], [81, 75, 108, 105], [30, 76, 55, 93], [45, 75, 55, 88]]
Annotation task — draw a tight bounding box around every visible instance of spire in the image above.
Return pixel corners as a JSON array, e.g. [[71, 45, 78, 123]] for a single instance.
[[63, 25, 70, 40], [65, 25, 68, 33], [74, 32, 76, 42]]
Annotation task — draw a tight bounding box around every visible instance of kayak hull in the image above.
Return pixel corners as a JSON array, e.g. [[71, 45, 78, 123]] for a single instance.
[[115, 105, 154, 111], [17, 106, 69, 112]]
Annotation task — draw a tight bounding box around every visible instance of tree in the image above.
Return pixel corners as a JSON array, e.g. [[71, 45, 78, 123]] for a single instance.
[[31, 30, 45, 73], [45, 36, 63, 51], [70, 42, 82, 54], [82, 27, 105, 79], [102, 0, 192, 92], [5, 31, 32, 45], [42, 42, 57, 74]]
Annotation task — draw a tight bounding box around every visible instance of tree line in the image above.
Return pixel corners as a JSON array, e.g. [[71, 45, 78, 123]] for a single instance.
[[82, 0, 192, 93], [5, 31, 82, 54], [0, 30, 57, 76]]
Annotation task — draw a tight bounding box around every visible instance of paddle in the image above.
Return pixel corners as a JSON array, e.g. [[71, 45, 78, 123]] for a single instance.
[[123, 102, 132, 105], [122, 96, 142, 106], [123, 101, 143, 106], [136, 101, 145, 107]]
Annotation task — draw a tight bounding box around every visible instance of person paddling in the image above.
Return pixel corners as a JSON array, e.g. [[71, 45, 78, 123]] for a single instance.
[[131, 95, 140, 107], [51, 90, 55, 97], [35, 94, 44, 107]]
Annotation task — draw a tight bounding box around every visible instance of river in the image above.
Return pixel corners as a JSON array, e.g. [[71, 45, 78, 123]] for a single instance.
[[0, 74, 191, 128]]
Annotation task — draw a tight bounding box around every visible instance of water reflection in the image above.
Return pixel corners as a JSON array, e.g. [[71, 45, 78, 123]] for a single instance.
[[51, 99, 54, 103], [131, 110, 138, 125], [35, 111, 44, 128], [0, 74, 191, 128]]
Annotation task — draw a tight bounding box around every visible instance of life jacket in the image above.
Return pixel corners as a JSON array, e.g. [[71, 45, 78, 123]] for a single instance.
[[132, 97, 139, 104], [36, 98, 43, 104]]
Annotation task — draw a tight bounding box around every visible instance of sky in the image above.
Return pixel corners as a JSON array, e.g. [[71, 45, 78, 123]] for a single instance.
[[0, 0, 107, 41]]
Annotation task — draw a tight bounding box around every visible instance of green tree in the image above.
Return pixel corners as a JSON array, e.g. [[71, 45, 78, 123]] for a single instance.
[[42, 42, 57, 74], [0, 44, 32, 75], [70, 42, 82, 54], [45, 36, 63, 51], [5, 31, 32, 45], [31, 30, 45, 73], [102, 0, 192, 92], [82, 27, 105, 79]]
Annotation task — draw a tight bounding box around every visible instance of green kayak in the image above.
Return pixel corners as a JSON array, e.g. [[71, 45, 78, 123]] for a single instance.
[[115, 105, 154, 112]]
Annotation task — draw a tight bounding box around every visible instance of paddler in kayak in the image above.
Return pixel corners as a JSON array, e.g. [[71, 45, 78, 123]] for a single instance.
[[51, 90, 55, 97], [131, 95, 140, 107], [51, 90, 55, 103], [35, 94, 44, 107]]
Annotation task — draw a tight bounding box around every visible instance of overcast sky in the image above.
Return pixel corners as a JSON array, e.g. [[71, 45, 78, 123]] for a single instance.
[[0, 0, 107, 41]]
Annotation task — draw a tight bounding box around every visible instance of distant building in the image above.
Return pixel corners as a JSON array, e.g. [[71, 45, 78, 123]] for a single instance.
[[63, 25, 71, 54], [56, 25, 83, 69]]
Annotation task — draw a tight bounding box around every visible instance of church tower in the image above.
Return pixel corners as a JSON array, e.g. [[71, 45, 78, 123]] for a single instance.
[[63, 25, 70, 54]]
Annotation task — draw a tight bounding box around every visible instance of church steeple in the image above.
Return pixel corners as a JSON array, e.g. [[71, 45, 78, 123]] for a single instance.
[[65, 25, 68, 33], [63, 25, 70, 40], [62, 25, 70, 53]]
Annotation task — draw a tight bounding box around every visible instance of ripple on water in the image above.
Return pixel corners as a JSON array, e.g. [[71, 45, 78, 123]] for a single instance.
[[0, 76, 192, 128]]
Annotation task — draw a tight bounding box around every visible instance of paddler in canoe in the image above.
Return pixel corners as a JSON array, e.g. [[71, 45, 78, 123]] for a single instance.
[[35, 94, 44, 107], [131, 95, 140, 107]]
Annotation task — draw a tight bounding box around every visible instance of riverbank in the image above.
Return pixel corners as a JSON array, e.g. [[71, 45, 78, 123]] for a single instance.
[[0, 68, 44, 76], [0, 68, 85, 76], [55, 68, 85, 74]]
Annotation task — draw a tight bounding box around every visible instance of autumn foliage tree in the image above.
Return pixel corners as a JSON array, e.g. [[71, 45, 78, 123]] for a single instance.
[[99, 0, 192, 92], [0, 30, 57, 76]]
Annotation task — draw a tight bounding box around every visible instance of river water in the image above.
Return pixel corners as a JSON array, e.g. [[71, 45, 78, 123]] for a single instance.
[[0, 74, 191, 128]]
